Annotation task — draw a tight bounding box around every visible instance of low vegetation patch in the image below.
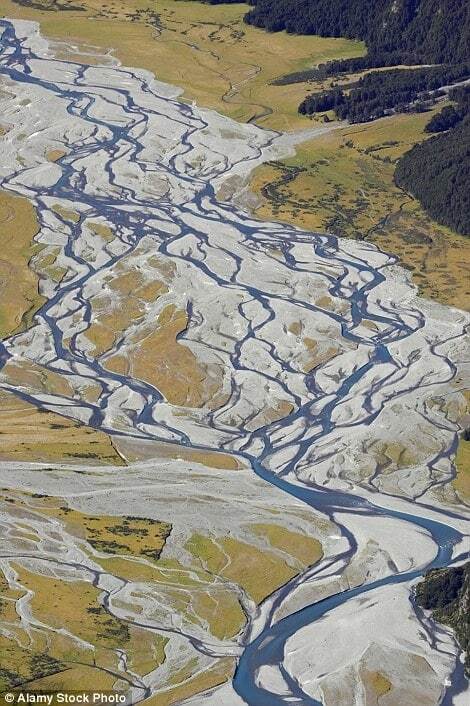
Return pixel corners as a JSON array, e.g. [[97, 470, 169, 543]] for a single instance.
[[454, 430, 470, 502], [415, 562, 469, 675]]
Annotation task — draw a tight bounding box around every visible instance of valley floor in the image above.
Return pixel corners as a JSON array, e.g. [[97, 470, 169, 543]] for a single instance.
[[0, 5, 468, 706]]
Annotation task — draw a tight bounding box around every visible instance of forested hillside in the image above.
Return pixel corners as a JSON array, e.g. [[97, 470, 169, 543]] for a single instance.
[[395, 122, 470, 236], [394, 86, 470, 236], [244, 0, 470, 65]]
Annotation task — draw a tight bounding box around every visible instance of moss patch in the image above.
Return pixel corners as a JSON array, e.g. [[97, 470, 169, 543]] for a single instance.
[[51, 203, 81, 223], [129, 304, 225, 409], [360, 668, 392, 702], [12, 565, 168, 680], [6, 492, 171, 560], [142, 657, 235, 706], [251, 523, 323, 566], [186, 533, 298, 603], [114, 437, 243, 470], [46, 148, 66, 162]]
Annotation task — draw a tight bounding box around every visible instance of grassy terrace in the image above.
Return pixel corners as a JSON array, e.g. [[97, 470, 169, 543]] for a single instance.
[[0, 191, 127, 465], [0, 189, 125, 463], [1, 564, 169, 692], [142, 658, 235, 706], [0, 493, 171, 691], [455, 435, 470, 502], [113, 436, 243, 469], [0, 389, 124, 464], [454, 390, 470, 502], [186, 528, 322, 604]]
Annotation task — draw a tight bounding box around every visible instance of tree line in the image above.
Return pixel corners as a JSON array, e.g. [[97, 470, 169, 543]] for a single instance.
[[395, 88, 470, 236], [425, 85, 470, 132], [299, 65, 470, 123], [243, 0, 470, 66]]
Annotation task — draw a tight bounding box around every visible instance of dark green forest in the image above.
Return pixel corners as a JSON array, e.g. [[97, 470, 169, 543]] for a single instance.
[[299, 64, 470, 123], [395, 88, 470, 236], [244, 0, 470, 65]]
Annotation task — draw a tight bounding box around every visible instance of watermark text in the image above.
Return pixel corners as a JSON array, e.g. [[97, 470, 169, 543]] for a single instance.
[[1, 693, 127, 705]]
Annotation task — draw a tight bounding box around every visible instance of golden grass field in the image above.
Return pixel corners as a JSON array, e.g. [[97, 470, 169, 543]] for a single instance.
[[0, 389, 124, 463], [96, 550, 248, 641], [0, 492, 173, 690], [142, 658, 235, 706], [361, 670, 392, 701], [186, 528, 322, 604], [0, 0, 364, 130], [251, 522, 323, 566], [250, 110, 470, 311], [455, 436, 470, 502], [1, 564, 169, 689], [113, 435, 243, 469], [0, 190, 42, 339], [129, 304, 225, 408]]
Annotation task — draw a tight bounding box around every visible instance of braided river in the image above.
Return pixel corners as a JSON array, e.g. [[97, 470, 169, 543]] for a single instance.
[[0, 17, 469, 706]]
